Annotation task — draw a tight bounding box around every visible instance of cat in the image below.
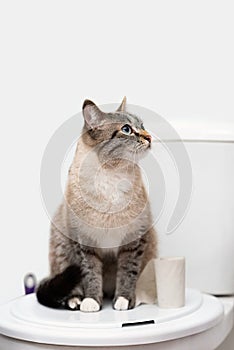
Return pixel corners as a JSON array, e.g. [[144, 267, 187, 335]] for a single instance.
[[37, 97, 157, 312]]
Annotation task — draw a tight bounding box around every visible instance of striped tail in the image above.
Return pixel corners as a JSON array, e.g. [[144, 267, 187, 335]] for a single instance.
[[36, 265, 82, 309]]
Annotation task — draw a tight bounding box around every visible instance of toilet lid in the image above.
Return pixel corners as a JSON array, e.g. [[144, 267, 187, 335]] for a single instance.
[[0, 289, 224, 347]]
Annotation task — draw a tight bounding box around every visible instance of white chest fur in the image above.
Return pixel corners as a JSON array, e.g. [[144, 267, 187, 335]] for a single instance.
[[77, 147, 134, 213], [69, 141, 144, 250]]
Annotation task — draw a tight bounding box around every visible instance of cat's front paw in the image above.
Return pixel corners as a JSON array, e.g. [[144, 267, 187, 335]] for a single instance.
[[80, 298, 100, 312], [113, 296, 129, 310], [113, 293, 136, 310]]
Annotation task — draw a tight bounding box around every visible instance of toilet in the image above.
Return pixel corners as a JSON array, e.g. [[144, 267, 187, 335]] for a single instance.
[[0, 289, 233, 350], [0, 110, 234, 349]]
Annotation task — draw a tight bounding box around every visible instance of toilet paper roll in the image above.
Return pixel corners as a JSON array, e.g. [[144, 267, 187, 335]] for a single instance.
[[154, 257, 185, 308]]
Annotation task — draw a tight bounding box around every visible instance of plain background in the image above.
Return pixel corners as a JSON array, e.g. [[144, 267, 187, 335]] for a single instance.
[[0, 0, 233, 303]]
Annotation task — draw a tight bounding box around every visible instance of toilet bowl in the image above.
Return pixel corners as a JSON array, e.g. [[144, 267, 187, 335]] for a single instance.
[[0, 289, 233, 350]]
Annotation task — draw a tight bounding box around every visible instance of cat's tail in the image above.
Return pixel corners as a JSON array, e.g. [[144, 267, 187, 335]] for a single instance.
[[36, 265, 82, 309]]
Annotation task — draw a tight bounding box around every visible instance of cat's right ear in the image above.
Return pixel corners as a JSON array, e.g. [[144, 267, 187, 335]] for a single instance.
[[116, 96, 127, 112], [82, 100, 105, 129]]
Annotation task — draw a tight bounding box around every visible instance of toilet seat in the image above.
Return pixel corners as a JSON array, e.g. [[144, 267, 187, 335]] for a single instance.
[[0, 288, 229, 349]]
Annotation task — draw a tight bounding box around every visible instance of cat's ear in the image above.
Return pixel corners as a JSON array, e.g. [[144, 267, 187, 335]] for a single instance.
[[82, 100, 105, 129], [116, 96, 127, 112]]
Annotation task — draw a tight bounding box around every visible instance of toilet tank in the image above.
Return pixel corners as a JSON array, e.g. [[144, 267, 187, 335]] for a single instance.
[[141, 114, 234, 295]]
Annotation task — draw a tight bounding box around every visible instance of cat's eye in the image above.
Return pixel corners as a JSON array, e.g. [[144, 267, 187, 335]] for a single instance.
[[121, 124, 132, 135]]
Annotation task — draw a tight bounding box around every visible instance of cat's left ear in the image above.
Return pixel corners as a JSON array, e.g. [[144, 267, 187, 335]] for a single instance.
[[116, 96, 127, 112], [82, 100, 105, 129]]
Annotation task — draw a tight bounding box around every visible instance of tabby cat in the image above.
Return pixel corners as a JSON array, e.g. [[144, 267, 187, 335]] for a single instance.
[[37, 98, 157, 312]]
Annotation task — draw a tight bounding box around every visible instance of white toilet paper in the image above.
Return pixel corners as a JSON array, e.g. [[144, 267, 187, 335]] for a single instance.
[[155, 257, 185, 308]]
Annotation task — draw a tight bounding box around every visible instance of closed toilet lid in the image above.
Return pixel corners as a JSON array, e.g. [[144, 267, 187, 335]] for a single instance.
[[0, 289, 224, 347]]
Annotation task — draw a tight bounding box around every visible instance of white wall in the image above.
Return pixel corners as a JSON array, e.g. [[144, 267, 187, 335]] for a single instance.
[[0, 0, 233, 309]]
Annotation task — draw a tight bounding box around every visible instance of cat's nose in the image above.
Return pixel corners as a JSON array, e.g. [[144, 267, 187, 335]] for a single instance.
[[143, 133, 152, 143], [141, 130, 152, 143]]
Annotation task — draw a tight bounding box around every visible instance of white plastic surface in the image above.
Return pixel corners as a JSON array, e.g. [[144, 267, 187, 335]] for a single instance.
[[151, 142, 234, 295], [0, 289, 224, 347]]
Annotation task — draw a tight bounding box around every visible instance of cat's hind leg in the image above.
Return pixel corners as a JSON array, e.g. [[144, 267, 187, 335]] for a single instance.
[[66, 285, 83, 310]]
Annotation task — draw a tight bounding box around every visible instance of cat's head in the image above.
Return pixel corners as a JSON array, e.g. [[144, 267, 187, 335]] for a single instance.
[[81, 97, 152, 164]]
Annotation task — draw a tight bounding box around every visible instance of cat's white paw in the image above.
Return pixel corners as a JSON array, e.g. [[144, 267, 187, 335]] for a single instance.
[[67, 297, 81, 310], [114, 296, 129, 311], [80, 298, 100, 312]]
